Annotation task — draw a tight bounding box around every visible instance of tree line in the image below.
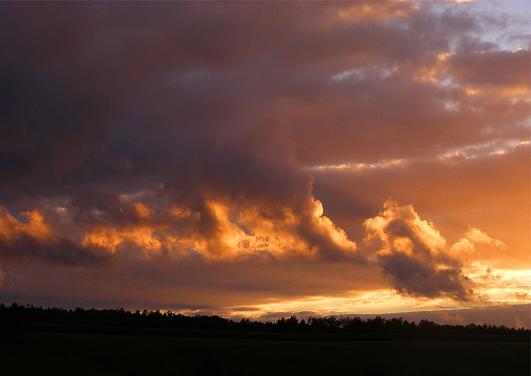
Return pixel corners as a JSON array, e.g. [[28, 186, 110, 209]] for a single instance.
[[0, 303, 528, 336]]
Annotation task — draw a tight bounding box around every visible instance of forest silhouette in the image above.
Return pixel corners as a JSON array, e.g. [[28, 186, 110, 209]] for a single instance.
[[1, 303, 528, 338]]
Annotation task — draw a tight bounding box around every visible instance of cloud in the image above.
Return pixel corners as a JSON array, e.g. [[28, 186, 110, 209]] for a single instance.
[[363, 201, 472, 300], [0, 206, 108, 266], [333, 0, 419, 22], [0, 190, 358, 264], [311, 143, 530, 267], [447, 48, 530, 91], [0, 1, 527, 312], [0, 1, 527, 199], [451, 227, 506, 256]]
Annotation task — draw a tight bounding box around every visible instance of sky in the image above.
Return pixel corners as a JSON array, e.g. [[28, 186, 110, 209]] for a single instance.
[[0, 0, 529, 324]]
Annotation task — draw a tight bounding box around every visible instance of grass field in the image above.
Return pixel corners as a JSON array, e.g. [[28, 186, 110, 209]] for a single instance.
[[0, 331, 529, 376]]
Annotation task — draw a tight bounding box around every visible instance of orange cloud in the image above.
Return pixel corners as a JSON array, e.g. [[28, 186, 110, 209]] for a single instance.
[[335, 1, 419, 22], [132, 202, 153, 219], [0, 207, 53, 243], [363, 201, 472, 300], [80, 198, 356, 261], [0, 206, 108, 265], [451, 227, 506, 258], [82, 225, 163, 253]]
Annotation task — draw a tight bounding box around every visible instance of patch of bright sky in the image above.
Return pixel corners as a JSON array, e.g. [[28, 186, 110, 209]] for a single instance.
[[431, 0, 530, 52], [331, 1, 529, 84], [465, 261, 531, 304], [437, 139, 530, 161], [308, 158, 405, 172], [236, 289, 461, 317], [331, 65, 398, 82], [307, 139, 529, 172], [227, 264, 531, 317]]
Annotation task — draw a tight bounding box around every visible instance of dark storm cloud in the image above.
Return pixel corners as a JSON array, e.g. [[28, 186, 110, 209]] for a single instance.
[[1, 1, 525, 196], [0, 64, 108, 199], [0, 234, 107, 266], [378, 252, 471, 300]]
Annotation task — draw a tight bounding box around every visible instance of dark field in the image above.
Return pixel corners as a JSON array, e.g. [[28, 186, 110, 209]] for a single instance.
[[0, 331, 528, 376]]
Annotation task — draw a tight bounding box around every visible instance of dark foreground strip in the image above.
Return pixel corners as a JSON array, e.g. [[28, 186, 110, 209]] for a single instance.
[[5, 322, 530, 343]]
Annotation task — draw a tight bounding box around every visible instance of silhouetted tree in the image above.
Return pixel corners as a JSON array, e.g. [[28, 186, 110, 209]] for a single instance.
[[0, 303, 528, 337]]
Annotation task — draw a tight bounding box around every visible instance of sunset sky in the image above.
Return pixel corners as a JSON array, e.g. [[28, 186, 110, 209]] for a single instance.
[[0, 0, 529, 323]]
